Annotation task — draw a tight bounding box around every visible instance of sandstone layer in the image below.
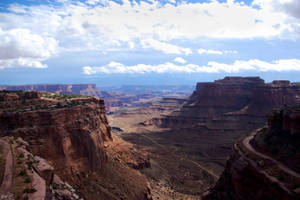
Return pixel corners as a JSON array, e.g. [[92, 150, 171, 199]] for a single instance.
[[0, 91, 152, 200], [205, 105, 300, 200], [144, 77, 300, 174], [0, 91, 111, 176]]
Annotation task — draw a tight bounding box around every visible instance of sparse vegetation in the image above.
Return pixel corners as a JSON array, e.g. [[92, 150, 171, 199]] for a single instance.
[[23, 187, 37, 193], [18, 169, 27, 176], [24, 176, 31, 183], [42, 92, 89, 100], [26, 161, 34, 169], [0, 91, 92, 114]]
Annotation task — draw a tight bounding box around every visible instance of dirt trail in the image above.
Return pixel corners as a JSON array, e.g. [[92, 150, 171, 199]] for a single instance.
[[243, 131, 300, 179], [138, 129, 219, 179], [0, 139, 14, 197]]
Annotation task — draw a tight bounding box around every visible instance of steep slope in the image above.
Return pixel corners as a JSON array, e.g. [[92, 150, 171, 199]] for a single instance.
[[0, 91, 111, 176], [0, 91, 152, 200], [205, 105, 300, 200], [0, 136, 82, 200]]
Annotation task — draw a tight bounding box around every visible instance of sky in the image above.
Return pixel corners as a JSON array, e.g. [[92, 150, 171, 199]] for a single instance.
[[0, 0, 300, 86]]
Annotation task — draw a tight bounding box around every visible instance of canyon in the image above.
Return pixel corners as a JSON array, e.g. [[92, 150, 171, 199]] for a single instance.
[[0, 84, 192, 112], [1, 76, 300, 199], [108, 77, 300, 199], [138, 77, 300, 173]]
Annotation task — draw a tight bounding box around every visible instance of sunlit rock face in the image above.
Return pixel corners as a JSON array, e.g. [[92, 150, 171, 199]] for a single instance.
[[0, 91, 112, 176]]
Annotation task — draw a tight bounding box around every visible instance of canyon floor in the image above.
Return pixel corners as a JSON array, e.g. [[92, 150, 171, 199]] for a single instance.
[[108, 98, 219, 199]]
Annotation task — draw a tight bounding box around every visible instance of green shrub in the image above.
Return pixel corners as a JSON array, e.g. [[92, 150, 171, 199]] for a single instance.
[[23, 187, 37, 193], [18, 169, 27, 176], [24, 176, 31, 183]]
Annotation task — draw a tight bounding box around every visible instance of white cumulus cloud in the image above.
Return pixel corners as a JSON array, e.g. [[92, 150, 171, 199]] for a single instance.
[[0, 28, 58, 69], [198, 49, 238, 55], [1, 0, 300, 69], [141, 39, 192, 55], [173, 57, 187, 64], [82, 59, 300, 74]]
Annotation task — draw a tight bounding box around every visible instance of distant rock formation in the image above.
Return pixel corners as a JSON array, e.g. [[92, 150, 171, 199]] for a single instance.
[[150, 76, 300, 130], [0, 84, 98, 95], [0, 84, 165, 111], [144, 77, 300, 172]]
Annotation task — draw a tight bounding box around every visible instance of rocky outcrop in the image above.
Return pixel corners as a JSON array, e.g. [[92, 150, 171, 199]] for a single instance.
[[0, 136, 82, 200], [0, 91, 153, 200], [245, 81, 300, 116], [204, 147, 298, 200], [268, 105, 300, 135], [187, 76, 264, 115], [149, 77, 266, 128], [150, 77, 300, 129], [204, 106, 300, 200], [0, 84, 120, 111], [0, 91, 111, 176]]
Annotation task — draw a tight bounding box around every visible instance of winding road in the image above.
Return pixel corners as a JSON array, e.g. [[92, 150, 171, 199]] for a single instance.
[[242, 131, 300, 179]]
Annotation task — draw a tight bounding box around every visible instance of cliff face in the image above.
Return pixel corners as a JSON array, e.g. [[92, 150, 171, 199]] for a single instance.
[[144, 77, 300, 175], [150, 77, 264, 128], [151, 77, 300, 129], [205, 105, 300, 200], [187, 77, 264, 116], [0, 136, 82, 200], [268, 105, 300, 135], [205, 148, 297, 200], [245, 81, 300, 116], [0, 91, 153, 200], [0, 91, 111, 176]]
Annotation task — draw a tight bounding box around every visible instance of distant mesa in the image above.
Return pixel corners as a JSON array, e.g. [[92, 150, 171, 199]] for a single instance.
[[214, 76, 265, 84], [143, 76, 300, 174]]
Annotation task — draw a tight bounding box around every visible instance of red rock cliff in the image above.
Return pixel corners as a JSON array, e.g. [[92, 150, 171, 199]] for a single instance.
[[151, 77, 300, 130], [204, 148, 298, 200], [204, 105, 300, 200], [245, 81, 300, 116], [0, 92, 112, 177], [187, 76, 264, 117], [268, 105, 300, 135]]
